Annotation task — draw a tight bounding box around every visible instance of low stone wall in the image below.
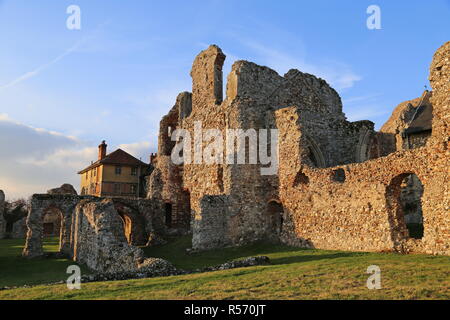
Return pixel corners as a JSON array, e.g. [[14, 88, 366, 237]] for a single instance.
[[72, 199, 147, 273], [22, 194, 164, 264]]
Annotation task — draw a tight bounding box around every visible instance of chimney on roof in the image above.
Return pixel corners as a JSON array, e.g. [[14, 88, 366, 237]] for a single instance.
[[98, 140, 107, 160]]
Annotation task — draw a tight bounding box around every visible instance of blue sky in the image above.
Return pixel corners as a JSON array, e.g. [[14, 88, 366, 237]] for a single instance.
[[0, 0, 449, 198]]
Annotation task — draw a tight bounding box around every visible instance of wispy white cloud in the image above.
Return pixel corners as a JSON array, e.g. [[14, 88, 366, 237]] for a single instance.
[[0, 40, 83, 90], [342, 93, 383, 105], [0, 21, 110, 91]]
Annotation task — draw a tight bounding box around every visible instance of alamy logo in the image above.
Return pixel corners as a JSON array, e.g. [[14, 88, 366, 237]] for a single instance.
[[366, 265, 381, 290], [66, 5, 81, 30], [366, 5, 382, 30], [67, 265, 81, 290], [170, 121, 279, 176]]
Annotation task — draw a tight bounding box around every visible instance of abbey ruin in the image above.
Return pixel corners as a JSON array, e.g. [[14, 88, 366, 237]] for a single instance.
[[2, 41, 447, 274], [148, 41, 449, 256]]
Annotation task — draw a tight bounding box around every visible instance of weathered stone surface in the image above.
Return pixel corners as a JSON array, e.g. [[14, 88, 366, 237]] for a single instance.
[[23, 194, 83, 258], [148, 42, 449, 255], [71, 198, 170, 273], [11, 217, 27, 239], [22, 192, 164, 260], [47, 184, 78, 195], [72, 199, 146, 273]]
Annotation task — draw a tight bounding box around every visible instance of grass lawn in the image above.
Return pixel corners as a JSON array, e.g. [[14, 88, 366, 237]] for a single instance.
[[0, 237, 87, 288], [0, 236, 448, 300]]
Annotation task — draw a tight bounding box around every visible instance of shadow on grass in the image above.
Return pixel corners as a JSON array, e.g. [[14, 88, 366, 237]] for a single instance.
[[269, 252, 360, 265], [142, 235, 357, 270]]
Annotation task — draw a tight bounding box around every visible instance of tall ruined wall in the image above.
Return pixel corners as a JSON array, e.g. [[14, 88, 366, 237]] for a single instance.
[[226, 60, 373, 168], [276, 42, 449, 255], [150, 42, 448, 254], [149, 45, 377, 250], [429, 41, 450, 146]]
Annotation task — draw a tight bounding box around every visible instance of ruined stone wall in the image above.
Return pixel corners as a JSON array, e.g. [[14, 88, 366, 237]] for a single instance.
[[275, 42, 449, 255], [23, 194, 87, 258], [70, 198, 173, 274], [112, 197, 163, 245], [11, 217, 27, 239], [150, 42, 448, 254], [71, 199, 145, 273], [174, 45, 380, 250], [429, 42, 450, 147], [276, 106, 448, 255], [23, 193, 163, 261]]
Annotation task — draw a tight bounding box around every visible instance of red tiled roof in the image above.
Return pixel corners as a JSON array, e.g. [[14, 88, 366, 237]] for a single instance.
[[78, 149, 148, 174]]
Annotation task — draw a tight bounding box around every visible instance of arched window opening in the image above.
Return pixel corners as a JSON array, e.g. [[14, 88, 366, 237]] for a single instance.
[[304, 136, 326, 168], [42, 207, 63, 253], [115, 203, 148, 246]]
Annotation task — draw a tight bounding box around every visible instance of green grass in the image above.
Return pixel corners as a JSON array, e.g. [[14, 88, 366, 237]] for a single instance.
[[0, 237, 87, 288], [0, 236, 449, 300], [142, 236, 304, 270]]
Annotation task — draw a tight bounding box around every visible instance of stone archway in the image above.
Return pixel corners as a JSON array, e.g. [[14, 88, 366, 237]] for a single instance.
[[41, 207, 64, 253], [114, 202, 148, 246], [23, 195, 79, 258], [42, 207, 63, 238]]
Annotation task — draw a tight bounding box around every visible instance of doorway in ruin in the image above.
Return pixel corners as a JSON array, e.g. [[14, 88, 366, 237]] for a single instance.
[[265, 201, 284, 237], [42, 207, 63, 252], [386, 173, 424, 243], [165, 203, 173, 228], [115, 203, 148, 246], [399, 174, 424, 239]]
